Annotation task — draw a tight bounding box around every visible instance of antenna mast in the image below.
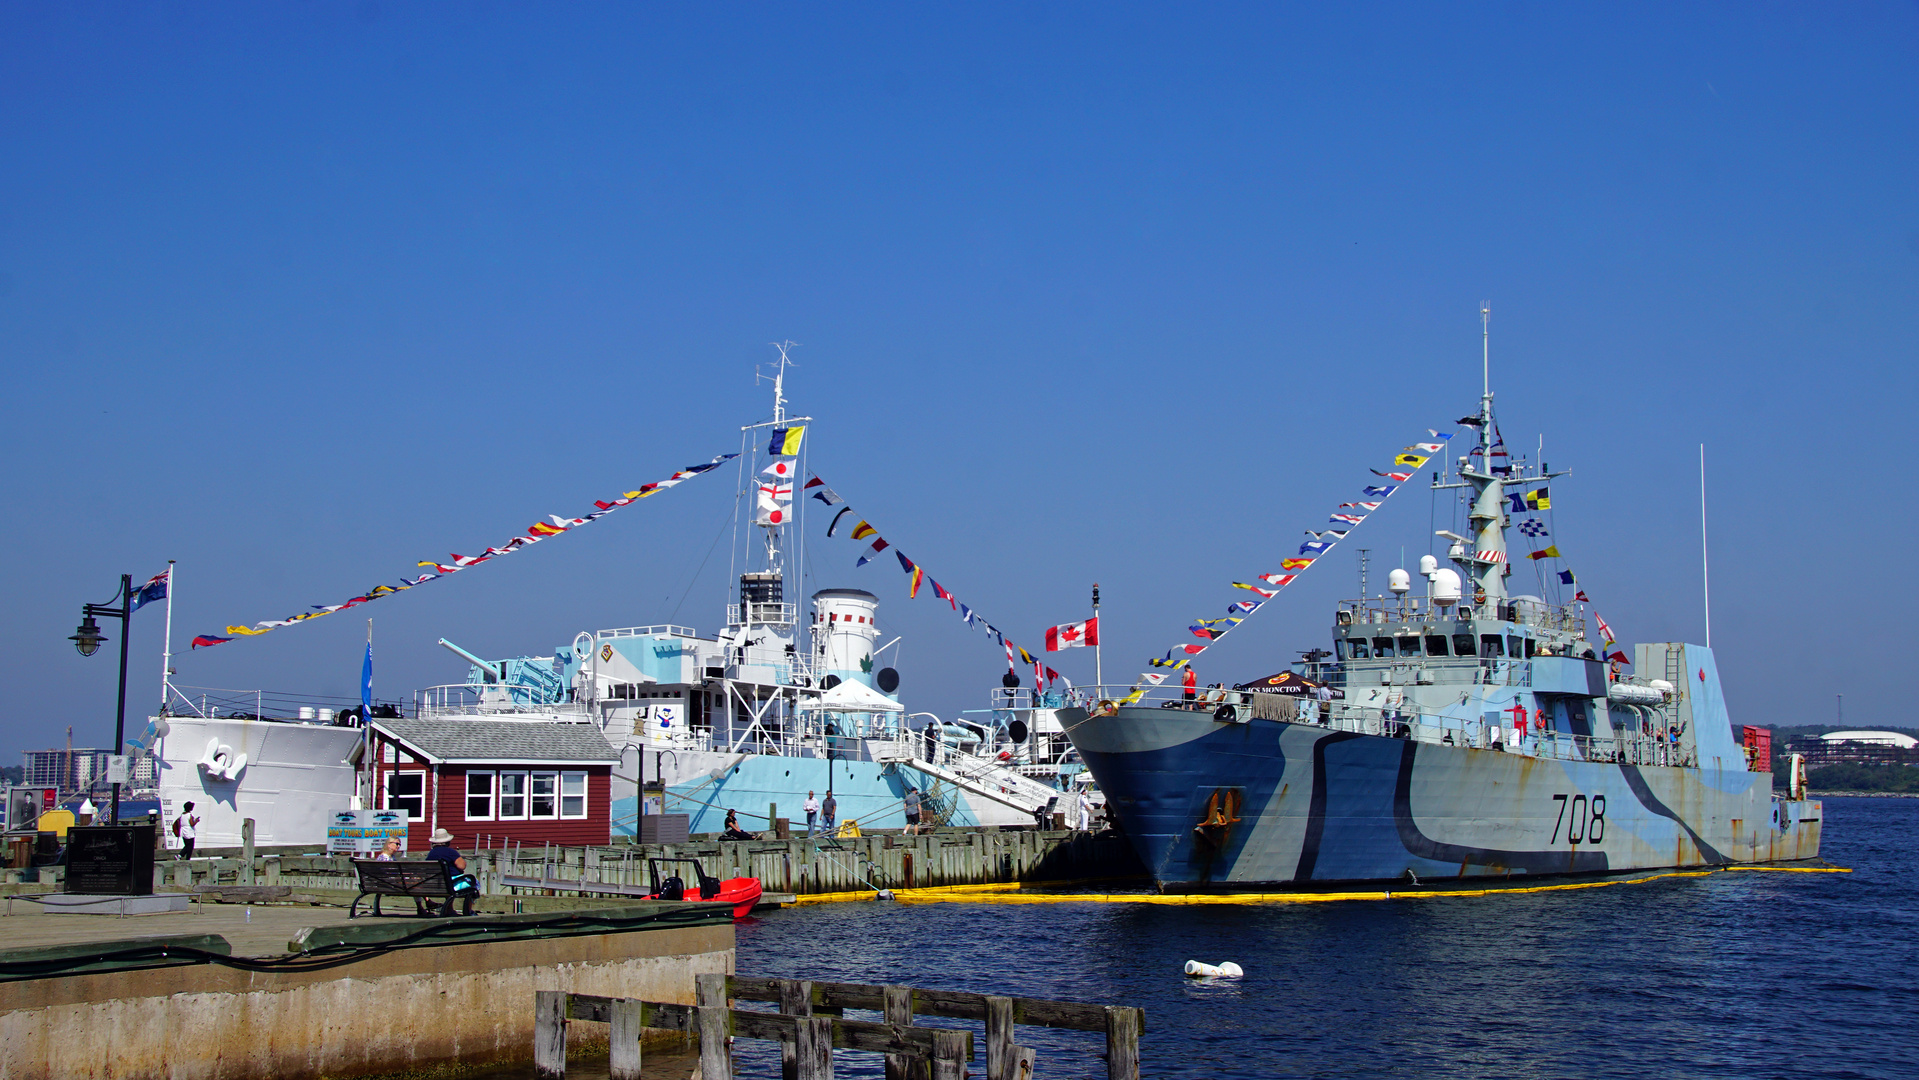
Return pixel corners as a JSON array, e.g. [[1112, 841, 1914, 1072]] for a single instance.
[[1481, 301, 1491, 400]]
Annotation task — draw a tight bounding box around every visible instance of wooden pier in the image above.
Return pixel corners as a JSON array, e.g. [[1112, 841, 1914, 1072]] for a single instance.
[[5, 827, 1144, 906], [534, 972, 1143, 1080]]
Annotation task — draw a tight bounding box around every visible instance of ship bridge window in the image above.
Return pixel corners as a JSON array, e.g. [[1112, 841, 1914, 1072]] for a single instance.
[[1396, 637, 1420, 657], [1372, 638, 1394, 657], [1452, 633, 1477, 656], [1347, 638, 1370, 659], [1508, 636, 1525, 658], [1480, 635, 1506, 657], [1425, 635, 1450, 657]]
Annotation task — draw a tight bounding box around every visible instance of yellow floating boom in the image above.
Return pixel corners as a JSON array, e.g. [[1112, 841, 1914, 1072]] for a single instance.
[[789, 864, 1849, 908]]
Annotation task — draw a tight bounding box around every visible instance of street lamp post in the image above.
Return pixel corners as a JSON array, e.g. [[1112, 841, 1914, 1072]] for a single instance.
[[71, 574, 132, 825]]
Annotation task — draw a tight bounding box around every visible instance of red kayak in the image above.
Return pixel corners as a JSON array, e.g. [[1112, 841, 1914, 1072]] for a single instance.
[[644, 857, 764, 919]]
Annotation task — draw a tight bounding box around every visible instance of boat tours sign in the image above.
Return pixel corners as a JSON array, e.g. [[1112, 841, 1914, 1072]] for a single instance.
[[66, 825, 157, 895], [326, 808, 409, 855]]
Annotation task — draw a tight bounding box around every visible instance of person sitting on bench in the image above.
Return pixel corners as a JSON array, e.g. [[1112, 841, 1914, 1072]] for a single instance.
[[425, 828, 479, 917]]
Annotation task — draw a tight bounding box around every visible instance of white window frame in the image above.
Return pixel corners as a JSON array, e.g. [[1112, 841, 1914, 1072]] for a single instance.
[[385, 769, 425, 819], [464, 770, 495, 821], [560, 771, 588, 819], [497, 770, 529, 820], [530, 771, 558, 819]]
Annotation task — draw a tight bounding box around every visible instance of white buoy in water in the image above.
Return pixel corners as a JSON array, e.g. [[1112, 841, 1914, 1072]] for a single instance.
[[1184, 960, 1244, 978]]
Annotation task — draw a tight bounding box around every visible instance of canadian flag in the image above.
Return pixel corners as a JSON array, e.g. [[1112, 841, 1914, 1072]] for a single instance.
[[1045, 617, 1099, 651]]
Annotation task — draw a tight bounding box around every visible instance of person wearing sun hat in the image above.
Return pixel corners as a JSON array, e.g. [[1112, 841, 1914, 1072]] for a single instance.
[[425, 828, 479, 916]]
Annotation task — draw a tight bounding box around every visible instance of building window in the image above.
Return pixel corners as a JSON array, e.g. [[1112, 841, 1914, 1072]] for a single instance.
[[561, 772, 587, 818], [465, 771, 494, 820], [498, 771, 528, 819], [530, 772, 558, 818], [386, 770, 424, 819]]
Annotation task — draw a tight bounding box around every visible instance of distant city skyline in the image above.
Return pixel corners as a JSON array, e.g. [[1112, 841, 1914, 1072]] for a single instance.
[[2, 4, 1914, 759]]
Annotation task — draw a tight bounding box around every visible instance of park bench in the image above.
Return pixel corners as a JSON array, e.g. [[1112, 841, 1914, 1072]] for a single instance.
[[349, 859, 455, 918]]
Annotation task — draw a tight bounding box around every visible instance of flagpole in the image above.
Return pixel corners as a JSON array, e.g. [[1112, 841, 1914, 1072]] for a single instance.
[[1092, 583, 1102, 689], [1699, 444, 1711, 649], [361, 617, 373, 810], [159, 559, 176, 713]]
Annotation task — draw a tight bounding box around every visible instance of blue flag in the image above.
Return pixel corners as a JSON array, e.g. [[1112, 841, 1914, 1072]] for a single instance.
[[129, 569, 169, 614], [1558, 570, 1577, 585], [361, 641, 374, 721]]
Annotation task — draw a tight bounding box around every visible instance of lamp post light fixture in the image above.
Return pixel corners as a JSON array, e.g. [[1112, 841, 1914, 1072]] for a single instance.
[[74, 574, 133, 825]]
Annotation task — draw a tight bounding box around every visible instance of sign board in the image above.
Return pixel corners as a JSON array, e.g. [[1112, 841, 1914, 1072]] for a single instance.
[[4, 787, 57, 831], [105, 755, 130, 785], [326, 808, 409, 855], [66, 825, 157, 896]]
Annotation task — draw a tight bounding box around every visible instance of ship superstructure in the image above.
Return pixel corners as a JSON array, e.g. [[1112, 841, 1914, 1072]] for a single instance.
[[1058, 334, 1820, 889], [408, 353, 1080, 838]]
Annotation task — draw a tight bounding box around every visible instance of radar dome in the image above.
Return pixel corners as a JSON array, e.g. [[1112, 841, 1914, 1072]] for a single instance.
[[1419, 555, 1438, 577], [1433, 568, 1462, 606], [1387, 569, 1411, 594]]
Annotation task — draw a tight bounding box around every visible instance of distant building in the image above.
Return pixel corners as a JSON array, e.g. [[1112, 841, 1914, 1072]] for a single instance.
[[19, 748, 159, 793], [1787, 731, 1919, 768]]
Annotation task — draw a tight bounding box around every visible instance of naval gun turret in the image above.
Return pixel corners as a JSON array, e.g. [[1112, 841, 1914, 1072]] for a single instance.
[[439, 638, 565, 705]]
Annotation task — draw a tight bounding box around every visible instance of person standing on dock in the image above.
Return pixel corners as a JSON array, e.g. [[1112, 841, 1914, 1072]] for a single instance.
[[902, 787, 922, 835], [803, 791, 820, 838], [821, 791, 837, 838], [1076, 788, 1094, 832], [172, 801, 199, 859]]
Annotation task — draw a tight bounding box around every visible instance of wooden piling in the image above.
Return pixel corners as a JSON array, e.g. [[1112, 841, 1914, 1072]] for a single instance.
[[883, 983, 915, 1080], [780, 978, 812, 1080], [1104, 1005, 1141, 1080], [607, 997, 643, 1080], [533, 990, 567, 1079], [797, 1015, 835, 1080], [930, 1030, 969, 1080], [697, 972, 732, 1080], [985, 995, 1014, 1080]]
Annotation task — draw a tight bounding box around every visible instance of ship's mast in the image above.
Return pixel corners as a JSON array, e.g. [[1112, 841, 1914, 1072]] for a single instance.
[[759, 342, 796, 577], [1462, 303, 1509, 604]]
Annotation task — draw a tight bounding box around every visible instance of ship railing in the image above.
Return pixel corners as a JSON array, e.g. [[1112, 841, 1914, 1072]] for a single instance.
[[1078, 685, 1698, 767], [989, 687, 1073, 710], [414, 684, 593, 721], [1336, 598, 1586, 631], [726, 602, 798, 628], [595, 624, 700, 640], [1339, 657, 1534, 687]]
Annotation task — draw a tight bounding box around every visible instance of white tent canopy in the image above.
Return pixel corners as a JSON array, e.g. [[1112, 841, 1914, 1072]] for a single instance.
[[818, 679, 904, 713]]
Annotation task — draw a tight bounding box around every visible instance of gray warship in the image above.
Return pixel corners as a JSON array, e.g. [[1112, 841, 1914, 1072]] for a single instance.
[[1059, 354, 1822, 890]]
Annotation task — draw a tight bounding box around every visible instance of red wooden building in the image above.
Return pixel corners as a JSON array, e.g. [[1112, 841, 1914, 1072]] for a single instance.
[[367, 717, 619, 851]]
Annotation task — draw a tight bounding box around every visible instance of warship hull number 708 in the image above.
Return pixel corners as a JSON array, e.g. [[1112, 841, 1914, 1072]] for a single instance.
[[1060, 334, 1820, 890]]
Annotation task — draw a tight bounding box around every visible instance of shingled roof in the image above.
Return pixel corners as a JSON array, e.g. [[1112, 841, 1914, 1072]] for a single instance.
[[371, 717, 618, 765]]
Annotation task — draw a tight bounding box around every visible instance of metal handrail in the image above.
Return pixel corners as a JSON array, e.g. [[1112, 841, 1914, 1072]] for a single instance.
[[414, 684, 595, 720], [596, 624, 701, 640], [1071, 685, 1699, 769]]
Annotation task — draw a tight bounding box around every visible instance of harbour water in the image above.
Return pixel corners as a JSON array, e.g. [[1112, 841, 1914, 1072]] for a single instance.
[[727, 796, 1915, 1079]]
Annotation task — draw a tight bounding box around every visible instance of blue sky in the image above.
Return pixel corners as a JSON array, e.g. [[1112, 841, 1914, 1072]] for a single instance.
[[2, 3, 1914, 759]]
